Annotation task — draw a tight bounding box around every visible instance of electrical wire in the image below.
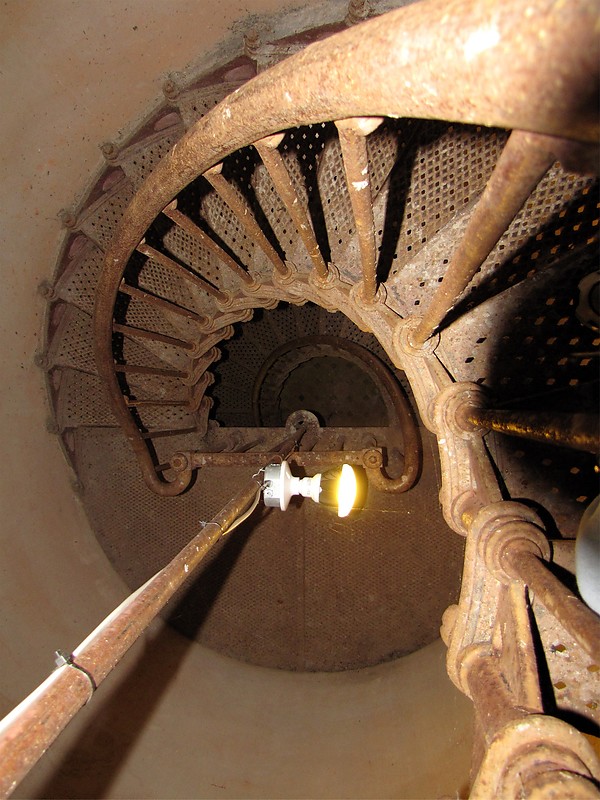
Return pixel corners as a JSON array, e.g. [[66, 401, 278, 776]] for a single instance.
[[222, 485, 262, 536]]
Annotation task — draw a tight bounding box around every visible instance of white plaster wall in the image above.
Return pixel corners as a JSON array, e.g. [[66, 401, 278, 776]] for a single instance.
[[0, 2, 473, 796]]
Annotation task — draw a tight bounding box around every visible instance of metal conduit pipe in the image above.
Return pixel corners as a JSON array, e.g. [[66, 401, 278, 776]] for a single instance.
[[463, 409, 600, 454]]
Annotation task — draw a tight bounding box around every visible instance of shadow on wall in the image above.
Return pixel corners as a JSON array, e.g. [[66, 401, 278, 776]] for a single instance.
[[35, 624, 196, 800]]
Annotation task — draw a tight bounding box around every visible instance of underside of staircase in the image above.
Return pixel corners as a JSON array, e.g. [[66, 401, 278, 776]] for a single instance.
[[33, 0, 600, 795]]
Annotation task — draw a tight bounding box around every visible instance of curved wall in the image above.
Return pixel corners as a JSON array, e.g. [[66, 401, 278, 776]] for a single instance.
[[0, 2, 473, 796]]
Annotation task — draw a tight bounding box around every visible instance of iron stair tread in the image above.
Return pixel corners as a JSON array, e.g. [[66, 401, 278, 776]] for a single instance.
[[104, 119, 186, 190], [54, 369, 117, 431], [124, 371, 192, 402], [132, 401, 199, 433], [450, 165, 595, 307], [74, 173, 135, 251], [50, 242, 202, 372], [46, 304, 188, 376], [46, 304, 99, 375], [51, 234, 212, 365], [380, 122, 507, 280], [385, 162, 594, 319], [51, 233, 210, 371], [435, 232, 599, 391], [51, 238, 104, 316], [199, 176, 274, 280], [251, 160, 310, 272], [136, 252, 221, 322], [53, 368, 193, 432], [119, 283, 212, 342], [530, 594, 599, 729], [168, 80, 249, 131], [303, 122, 398, 280], [118, 330, 191, 372], [315, 132, 354, 270], [330, 121, 506, 294], [161, 218, 248, 297], [118, 293, 199, 347], [485, 430, 597, 541]]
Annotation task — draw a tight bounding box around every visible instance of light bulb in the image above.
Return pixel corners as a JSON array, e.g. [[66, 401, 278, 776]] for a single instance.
[[336, 463, 357, 518], [263, 461, 359, 517]]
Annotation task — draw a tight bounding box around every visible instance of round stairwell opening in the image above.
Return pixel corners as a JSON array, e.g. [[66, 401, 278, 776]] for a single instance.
[[279, 355, 383, 424], [252, 335, 390, 427], [280, 356, 382, 424], [38, 9, 472, 673]]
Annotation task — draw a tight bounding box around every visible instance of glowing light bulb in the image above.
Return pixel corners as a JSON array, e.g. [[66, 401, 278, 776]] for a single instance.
[[262, 461, 359, 517], [336, 463, 357, 518]]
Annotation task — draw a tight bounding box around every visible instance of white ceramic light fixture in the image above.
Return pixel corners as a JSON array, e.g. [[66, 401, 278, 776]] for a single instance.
[[263, 461, 358, 517]]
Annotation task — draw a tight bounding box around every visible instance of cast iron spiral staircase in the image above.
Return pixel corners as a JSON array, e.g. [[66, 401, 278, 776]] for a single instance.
[[39, 0, 600, 795]]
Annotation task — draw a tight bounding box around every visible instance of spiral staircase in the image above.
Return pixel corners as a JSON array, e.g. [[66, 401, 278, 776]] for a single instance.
[[28, 0, 600, 795]]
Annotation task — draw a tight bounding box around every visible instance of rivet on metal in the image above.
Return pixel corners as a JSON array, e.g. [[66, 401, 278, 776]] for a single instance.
[[58, 208, 78, 230]]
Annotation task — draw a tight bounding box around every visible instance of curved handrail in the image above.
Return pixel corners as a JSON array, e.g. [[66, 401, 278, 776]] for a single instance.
[[94, 0, 599, 494]]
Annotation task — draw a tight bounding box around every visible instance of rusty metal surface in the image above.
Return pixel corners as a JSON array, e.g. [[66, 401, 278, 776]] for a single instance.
[[449, 507, 600, 792], [112, 322, 194, 352], [137, 241, 229, 304], [163, 202, 257, 288], [458, 512, 600, 794], [385, 150, 594, 323], [467, 653, 530, 745], [411, 130, 556, 346], [336, 117, 383, 304], [469, 715, 600, 799], [430, 223, 599, 538], [0, 666, 94, 799], [493, 583, 543, 713], [502, 548, 600, 666], [466, 408, 600, 454], [204, 163, 288, 276], [183, 447, 381, 469], [118, 280, 209, 325], [532, 596, 600, 734], [255, 133, 328, 279], [92, 0, 599, 499]]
